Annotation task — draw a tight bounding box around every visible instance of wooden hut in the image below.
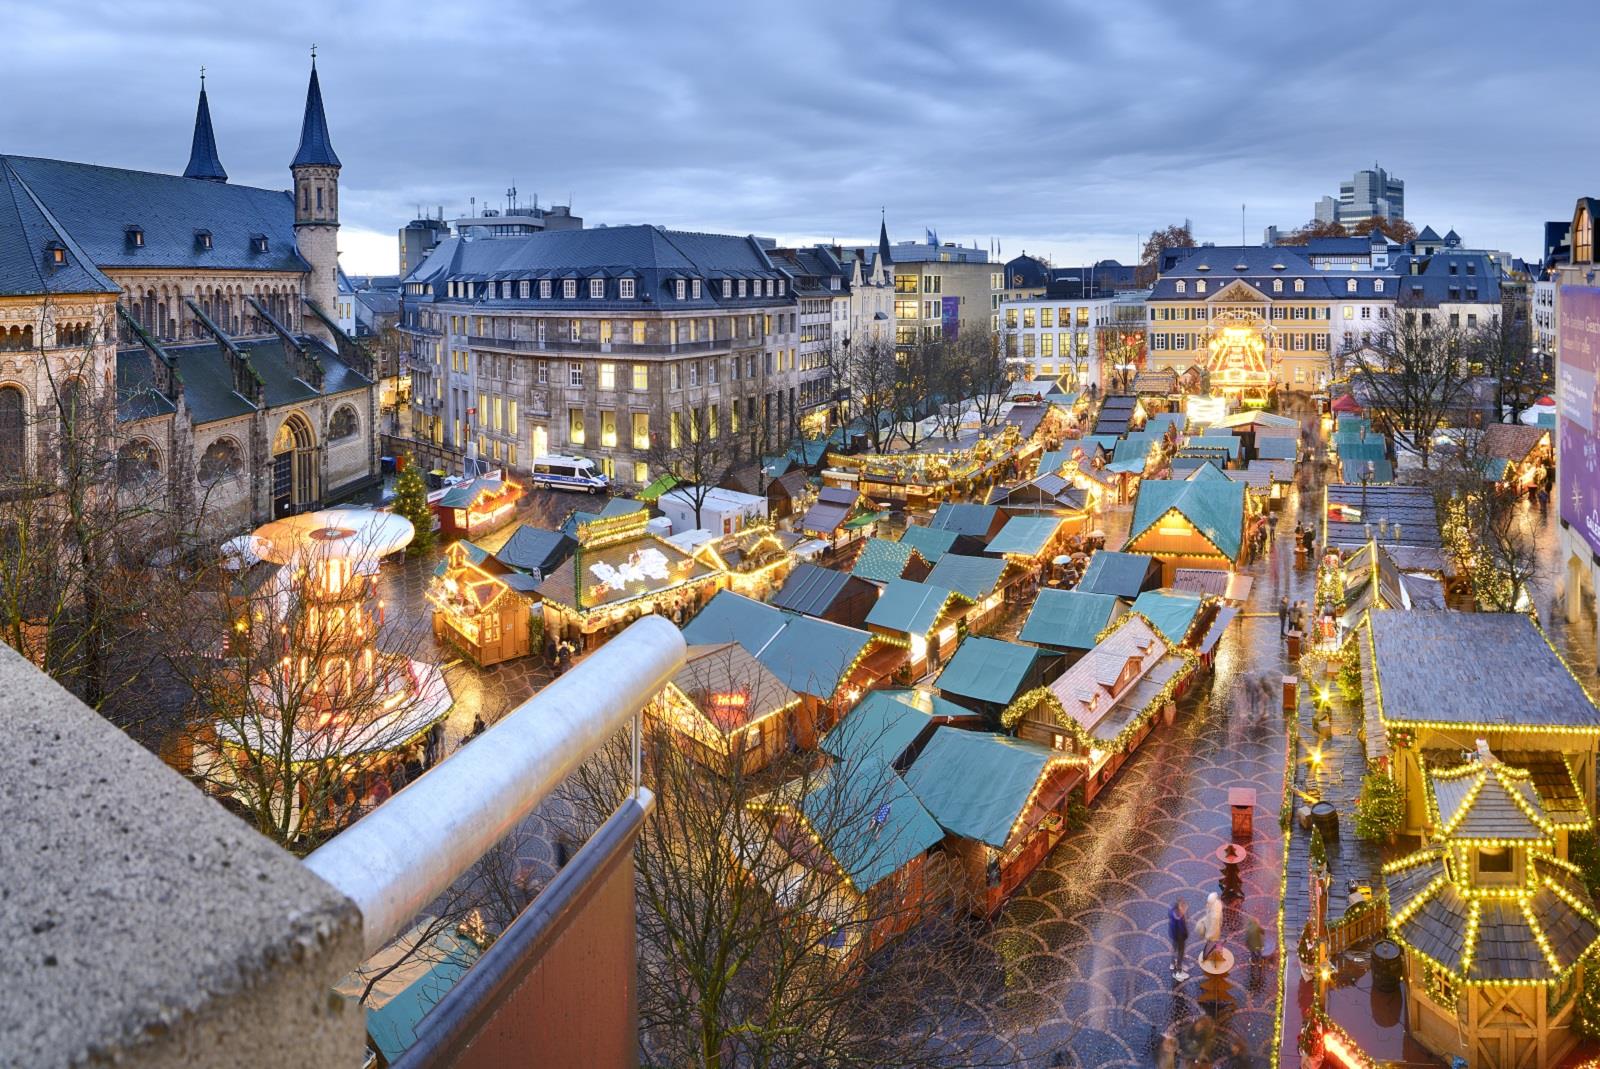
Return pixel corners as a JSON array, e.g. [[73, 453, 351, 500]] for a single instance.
[[850, 537, 931, 586], [865, 580, 974, 681], [426, 541, 537, 666], [1018, 589, 1127, 664], [923, 553, 1014, 631], [1124, 476, 1249, 583], [935, 635, 1060, 721], [432, 475, 523, 540], [1002, 614, 1197, 803], [770, 564, 880, 629], [903, 727, 1085, 914], [650, 642, 801, 776]]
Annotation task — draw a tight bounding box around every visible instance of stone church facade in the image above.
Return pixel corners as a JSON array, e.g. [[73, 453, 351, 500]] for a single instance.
[[0, 62, 378, 535]]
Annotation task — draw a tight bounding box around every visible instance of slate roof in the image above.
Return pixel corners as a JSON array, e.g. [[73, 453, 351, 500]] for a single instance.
[[866, 580, 969, 637], [1093, 396, 1139, 435], [1150, 244, 1394, 301], [673, 642, 797, 735], [1254, 435, 1299, 461], [1324, 484, 1442, 551], [183, 86, 227, 181], [115, 350, 177, 422], [923, 553, 1007, 601], [405, 224, 791, 312], [1366, 611, 1600, 729], [937, 636, 1049, 706], [1127, 478, 1247, 560], [903, 728, 1069, 849], [985, 515, 1064, 558], [770, 563, 866, 619], [1481, 423, 1549, 462], [1388, 250, 1503, 309], [1076, 550, 1158, 599], [850, 538, 923, 583], [291, 65, 341, 168], [681, 591, 875, 700], [1019, 589, 1124, 650], [2, 156, 307, 274], [897, 524, 960, 564], [133, 336, 369, 426], [1428, 759, 1551, 842], [0, 159, 120, 296], [1042, 614, 1187, 741], [1185, 434, 1242, 460]]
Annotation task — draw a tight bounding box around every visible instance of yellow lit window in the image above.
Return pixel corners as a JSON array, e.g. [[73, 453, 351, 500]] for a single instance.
[[634, 460, 649, 483], [508, 400, 518, 436], [632, 364, 648, 390], [599, 362, 615, 390], [632, 320, 645, 344], [1040, 307, 1054, 328], [633, 412, 649, 449], [568, 408, 585, 445], [601, 409, 617, 447], [707, 404, 719, 439], [601, 319, 613, 344]]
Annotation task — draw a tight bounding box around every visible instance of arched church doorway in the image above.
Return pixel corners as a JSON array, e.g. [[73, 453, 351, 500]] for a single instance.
[[272, 413, 318, 516]]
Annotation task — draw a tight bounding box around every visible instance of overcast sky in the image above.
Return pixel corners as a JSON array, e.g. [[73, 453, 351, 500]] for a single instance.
[[7, 1, 1594, 275]]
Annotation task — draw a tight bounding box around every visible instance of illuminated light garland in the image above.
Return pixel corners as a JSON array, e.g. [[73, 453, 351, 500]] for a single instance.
[[999, 647, 1199, 753]]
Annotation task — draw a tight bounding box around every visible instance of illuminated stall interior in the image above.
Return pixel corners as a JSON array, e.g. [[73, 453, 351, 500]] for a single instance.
[[1123, 476, 1250, 584], [432, 475, 524, 541], [692, 525, 801, 599], [864, 579, 974, 681], [537, 508, 724, 651], [1382, 746, 1600, 1069], [650, 642, 802, 776], [426, 540, 537, 666]]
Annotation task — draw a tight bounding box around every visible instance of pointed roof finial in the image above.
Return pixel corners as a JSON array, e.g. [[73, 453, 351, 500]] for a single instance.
[[878, 211, 892, 268], [311, 43, 317, 65], [183, 71, 227, 182], [291, 56, 341, 168]]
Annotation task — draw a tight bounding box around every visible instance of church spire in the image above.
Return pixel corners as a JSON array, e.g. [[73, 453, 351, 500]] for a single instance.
[[182, 70, 227, 182], [291, 54, 341, 169], [877, 210, 893, 268]]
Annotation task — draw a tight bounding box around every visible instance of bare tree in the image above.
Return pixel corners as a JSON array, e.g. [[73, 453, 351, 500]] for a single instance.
[[1136, 222, 1195, 285], [1344, 305, 1473, 470], [892, 335, 942, 451], [962, 327, 1011, 428], [558, 703, 1014, 1069], [830, 337, 900, 454], [648, 396, 744, 530], [1428, 429, 1542, 612], [1471, 296, 1544, 425], [1096, 323, 1145, 395], [0, 301, 209, 742]]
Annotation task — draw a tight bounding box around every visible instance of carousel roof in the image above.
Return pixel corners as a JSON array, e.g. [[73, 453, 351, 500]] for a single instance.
[[251, 508, 414, 565]]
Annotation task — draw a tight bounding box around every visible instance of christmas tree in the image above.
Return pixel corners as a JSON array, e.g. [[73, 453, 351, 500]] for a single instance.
[[394, 456, 435, 557]]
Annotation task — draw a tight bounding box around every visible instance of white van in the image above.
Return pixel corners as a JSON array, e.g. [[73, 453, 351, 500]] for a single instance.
[[531, 454, 609, 494]]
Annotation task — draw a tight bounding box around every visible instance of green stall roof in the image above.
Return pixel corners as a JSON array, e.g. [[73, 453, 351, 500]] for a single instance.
[[904, 727, 1067, 848], [851, 538, 923, 583], [936, 635, 1047, 706], [866, 579, 970, 637], [898, 524, 961, 564], [1019, 588, 1124, 650], [682, 590, 872, 700], [1127, 478, 1246, 560], [924, 553, 1008, 601], [1129, 589, 1206, 645], [821, 688, 976, 769], [985, 515, 1064, 558], [800, 755, 945, 893]]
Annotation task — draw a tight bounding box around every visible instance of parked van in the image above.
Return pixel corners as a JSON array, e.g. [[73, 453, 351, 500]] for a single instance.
[[531, 455, 608, 494]]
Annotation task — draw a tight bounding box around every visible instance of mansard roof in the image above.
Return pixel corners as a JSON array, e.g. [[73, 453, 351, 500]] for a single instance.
[[0, 156, 308, 274], [1149, 244, 1394, 300]]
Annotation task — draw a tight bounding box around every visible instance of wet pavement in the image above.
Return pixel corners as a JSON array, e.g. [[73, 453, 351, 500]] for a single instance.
[[962, 428, 1322, 1068]]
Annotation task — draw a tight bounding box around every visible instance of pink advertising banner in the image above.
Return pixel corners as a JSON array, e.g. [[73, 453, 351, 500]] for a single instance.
[[1559, 286, 1600, 554]]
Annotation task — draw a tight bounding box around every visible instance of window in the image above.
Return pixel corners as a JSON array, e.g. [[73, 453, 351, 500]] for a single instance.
[[537, 320, 547, 345], [195, 230, 212, 251], [620, 278, 635, 299], [251, 235, 268, 254], [1346, 278, 1357, 293], [1478, 848, 1513, 874], [540, 280, 552, 299], [538, 361, 548, 384], [562, 279, 577, 299], [328, 405, 359, 441], [1294, 279, 1305, 293], [599, 362, 615, 390], [569, 361, 583, 386], [1361, 306, 1372, 320], [632, 364, 648, 390], [722, 279, 733, 298], [1272, 278, 1283, 293], [689, 362, 699, 387], [1039, 334, 1054, 357], [1022, 308, 1036, 329], [671, 364, 681, 390], [520, 280, 531, 299], [633, 412, 650, 449], [675, 280, 687, 300], [692, 279, 702, 299], [1373, 278, 1384, 293], [631, 320, 646, 344], [601, 409, 617, 447], [589, 278, 604, 299], [707, 404, 719, 438], [569, 319, 581, 342], [126, 226, 144, 248], [1195, 280, 1206, 294], [508, 400, 518, 436], [117, 439, 160, 488], [600, 319, 613, 344], [708, 359, 719, 385], [1175, 280, 1186, 293], [197, 437, 242, 486], [568, 408, 585, 444], [634, 460, 649, 483], [1344, 306, 1353, 320]]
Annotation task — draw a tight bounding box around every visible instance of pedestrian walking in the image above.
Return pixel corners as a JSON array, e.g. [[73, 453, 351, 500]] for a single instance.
[[1245, 916, 1266, 961], [1278, 595, 1289, 638], [1168, 897, 1190, 981], [1198, 891, 1224, 960]]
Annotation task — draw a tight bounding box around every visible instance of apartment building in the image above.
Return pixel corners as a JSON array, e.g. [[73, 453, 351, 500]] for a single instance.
[[400, 225, 800, 487], [999, 286, 1113, 392], [885, 233, 1002, 342]]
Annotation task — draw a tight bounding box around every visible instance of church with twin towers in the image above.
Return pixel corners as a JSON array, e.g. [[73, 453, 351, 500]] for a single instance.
[[0, 57, 379, 531]]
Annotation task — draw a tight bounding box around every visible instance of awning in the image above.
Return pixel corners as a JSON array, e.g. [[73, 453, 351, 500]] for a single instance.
[[1196, 606, 1240, 656]]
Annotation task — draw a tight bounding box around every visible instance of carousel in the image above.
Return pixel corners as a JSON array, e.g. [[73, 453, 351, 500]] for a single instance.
[[200, 508, 453, 837], [1204, 314, 1274, 408]]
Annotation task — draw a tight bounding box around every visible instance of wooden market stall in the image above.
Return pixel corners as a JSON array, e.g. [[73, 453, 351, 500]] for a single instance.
[[903, 726, 1085, 915], [864, 579, 974, 681], [426, 540, 538, 666], [649, 641, 802, 776], [431, 475, 524, 541], [537, 508, 725, 652], [1123, 476, 1250, 584], [1481, 422, 1552, 492], [1002, 614, 1197, 804], [693, 525, 800, 600], [923, 553, 1015, 632], [935, 635, 1061, 721]]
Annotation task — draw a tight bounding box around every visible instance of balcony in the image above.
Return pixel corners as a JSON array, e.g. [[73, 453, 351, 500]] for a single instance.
[[1, 616, 686, 1069], [466, 335, 741, 357]]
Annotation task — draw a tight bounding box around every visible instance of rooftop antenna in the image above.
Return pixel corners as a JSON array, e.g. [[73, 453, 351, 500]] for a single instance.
[[1242, 203, 1246, 248]]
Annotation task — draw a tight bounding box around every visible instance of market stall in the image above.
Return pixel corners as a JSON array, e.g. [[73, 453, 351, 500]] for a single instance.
[[426, 541, 537, 666], [431, 475, 523, 541], [650, 641, 802, 776]]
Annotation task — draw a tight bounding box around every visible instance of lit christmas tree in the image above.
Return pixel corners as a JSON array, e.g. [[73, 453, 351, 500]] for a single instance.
[[394, 456, 435, 557]]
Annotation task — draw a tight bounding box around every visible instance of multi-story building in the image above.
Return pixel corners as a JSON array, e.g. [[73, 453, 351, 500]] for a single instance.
[[400, 226, 801, 487], [398, 214, 450, 279], [1145, 245, 1394, 396], [1534, 278, 1558, 367], [1314, 165, 1405, 226], [999, 276, 1113, 392], [1389, 247, 1504, 333], [998, 253, 1049, 306], [0, 64, 379, 531], [885, 228, 1001, 341]]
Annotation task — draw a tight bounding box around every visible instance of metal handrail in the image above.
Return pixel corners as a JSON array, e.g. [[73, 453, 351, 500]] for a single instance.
[[304, 615, 685, 956]]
